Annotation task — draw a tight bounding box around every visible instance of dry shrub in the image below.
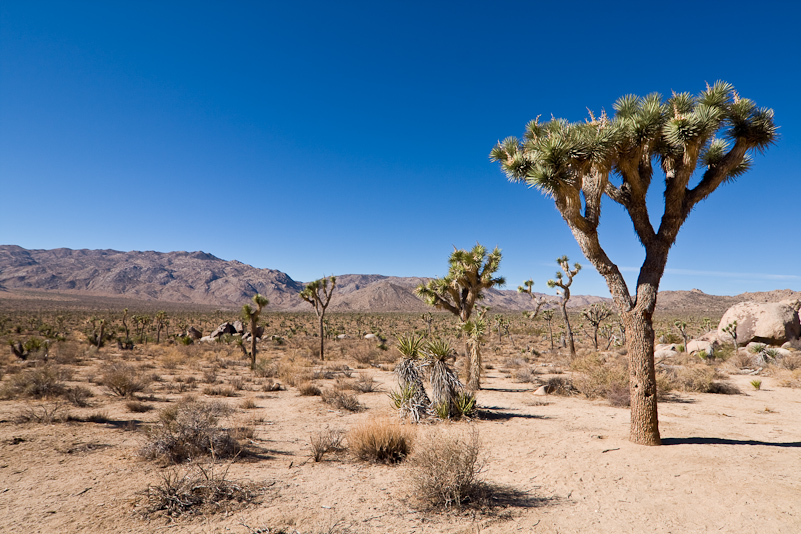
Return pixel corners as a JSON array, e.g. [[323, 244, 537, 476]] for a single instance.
[[64, 385, 93, 407], [349, 418, 413, 463], [126, 400, 154, 413], [1, 365, 66, 399], [16, 402, 69, 424], [240, 398, 257, 409], [321, 389, 362, 412], [513, 366, 538, 383], [406, 427, 484, 510], [309, 428, 345, 462], [137, 461, 262, 519], [542, 376, 577, 396], [297, 381, 322, 396], [141, 400, 243, 464], [353, 374, 378, 393], [203, 385, 238, 397], [775, 369, 801, 388], [777, 353, 801, 371], [570, 353, 629, 402], [100, 362, 150, 397], [662, 365, 741, 394]]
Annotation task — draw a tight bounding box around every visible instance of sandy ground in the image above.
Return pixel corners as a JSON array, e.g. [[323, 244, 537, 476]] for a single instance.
[[1, 367, 800, 534]]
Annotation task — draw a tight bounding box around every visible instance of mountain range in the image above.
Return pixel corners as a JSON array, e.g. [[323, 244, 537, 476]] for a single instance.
[[0, 245, 797, 315]]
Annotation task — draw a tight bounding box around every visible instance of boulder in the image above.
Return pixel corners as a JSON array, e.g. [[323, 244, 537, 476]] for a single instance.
[[336, 334, 349, 340], [232, 320, 244, 334], [185, 326, 202, 340], [687, 340, 716, 358], [210, 322, 238, 338], [364, 333, 378, 340], [717, 301, 801, 345], [199, 336, 214, 342], [253, 325, 265, 339], [654, 348, 679, 359]]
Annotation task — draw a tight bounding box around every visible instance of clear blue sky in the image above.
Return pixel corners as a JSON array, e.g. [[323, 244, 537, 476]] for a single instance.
[[1, 1, 799, 297]]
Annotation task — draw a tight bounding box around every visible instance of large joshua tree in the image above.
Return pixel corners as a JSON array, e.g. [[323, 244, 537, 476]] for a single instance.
[[242, 294, 269, 370], [300, 276, 336, 361], [491, 82, 776, 445], [415, 244, 505, 390], [547, 256, 581, 358]]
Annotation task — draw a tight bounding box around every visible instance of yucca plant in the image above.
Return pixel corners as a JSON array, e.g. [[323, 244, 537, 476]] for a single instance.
[[425, 338, 467, 420], [393, 333, 430, 422]]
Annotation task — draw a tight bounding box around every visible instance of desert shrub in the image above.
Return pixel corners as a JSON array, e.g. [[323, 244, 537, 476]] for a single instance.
[[16, 403, 69, 424], [353, 374, 378, 393], [202, 368, 219, 384], [777, 353, 801, 371], [64, 385, 93, 407], [309, 428, 345, 462], [542, 376, 577, 396], [137, 461, 262, 519], [126, 400, 154, 413], [406, 427, 484, 510], [240, 398, 257, 409], [570, 354, 629, 401], [297, 381, 322, 396], [348, 418, 413, 463], [253, 358, 278, 378], [141, 400, 243, 464], [1, 365, 66, 399], [100, 362, 150, 397], [203, 385, 238, 397], [775, 369, 801, 388], [662, 365, 740, 394], [321, 389, 362, 412], [513, 366, 538, 383]]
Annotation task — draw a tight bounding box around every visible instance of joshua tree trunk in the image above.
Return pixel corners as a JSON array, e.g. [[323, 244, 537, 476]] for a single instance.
[[318, 315, 325, 360], [466, 338, 481, 391], [559, 301, 575, 357], [622, 305, 660, 445]]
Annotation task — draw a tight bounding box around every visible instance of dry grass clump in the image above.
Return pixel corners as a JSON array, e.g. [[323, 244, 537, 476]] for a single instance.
[[126, 400, 154, 413], [297, 381, 322, 396], [202, 385, 238, 397], [348, 418, 414, 463], [320, 389, 362, 412], [100, 362, 150, 397], [15, 402, 70, 424], [0, 365, 67, 399], [406, 427, 484, 510], [513, 366, 538, 383], [661, 365, 741, 394], [141, 400, 244, 464], [774, 368, 801, 388], [137, 461, 262, 519], [309, 428, 345, 462]]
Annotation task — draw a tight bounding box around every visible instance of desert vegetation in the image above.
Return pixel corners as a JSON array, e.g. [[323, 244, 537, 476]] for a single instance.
[[0, 294, 799, 532]]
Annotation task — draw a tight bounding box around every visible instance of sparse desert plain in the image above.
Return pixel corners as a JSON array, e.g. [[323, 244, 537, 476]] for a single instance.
[[1, 294, 800, 534]]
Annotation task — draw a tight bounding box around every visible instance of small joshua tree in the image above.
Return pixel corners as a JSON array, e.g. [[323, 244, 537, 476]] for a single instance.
[[300, 276, 336, 361], [415, 244, 505, 390], [547, 256, 581, 358], [723, 320, 738, 354], [582, 303, 613, 351], [673, 320, 690, 351], [242, 294, 269, 370], [154, 311, 168, 344], [518, 279, 547, 319]]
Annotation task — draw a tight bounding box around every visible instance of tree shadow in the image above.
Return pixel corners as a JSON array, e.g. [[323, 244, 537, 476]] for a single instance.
[[476, 406, 549, 421], [662, 437, 801, 448], [480, 387, 535, 393], [482, 484, 559, 510]]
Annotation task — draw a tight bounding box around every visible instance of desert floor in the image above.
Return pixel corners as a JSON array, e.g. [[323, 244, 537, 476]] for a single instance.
[[1, 349, 799, 534]]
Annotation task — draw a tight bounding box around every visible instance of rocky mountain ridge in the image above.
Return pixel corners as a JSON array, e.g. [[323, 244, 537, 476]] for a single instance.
[[1, 246, 797, 314]]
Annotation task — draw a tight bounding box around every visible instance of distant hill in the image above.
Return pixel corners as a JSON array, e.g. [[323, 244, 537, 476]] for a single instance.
[[0, 246, 797, 314]]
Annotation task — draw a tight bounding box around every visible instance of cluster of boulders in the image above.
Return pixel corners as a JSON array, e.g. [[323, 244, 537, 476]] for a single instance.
[[656, 299, 801, 360]]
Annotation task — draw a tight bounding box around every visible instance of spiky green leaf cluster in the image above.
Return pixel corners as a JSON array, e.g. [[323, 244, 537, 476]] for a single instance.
[[490, 81, 777, 189]]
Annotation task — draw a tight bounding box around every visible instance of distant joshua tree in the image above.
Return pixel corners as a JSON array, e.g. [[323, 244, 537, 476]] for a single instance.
[[547, 256, 581, 358], [242, 294, 269, 370], [300, 276, 336, 361], [415, 244, 505, 390], [582, 303, 613, 351]]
